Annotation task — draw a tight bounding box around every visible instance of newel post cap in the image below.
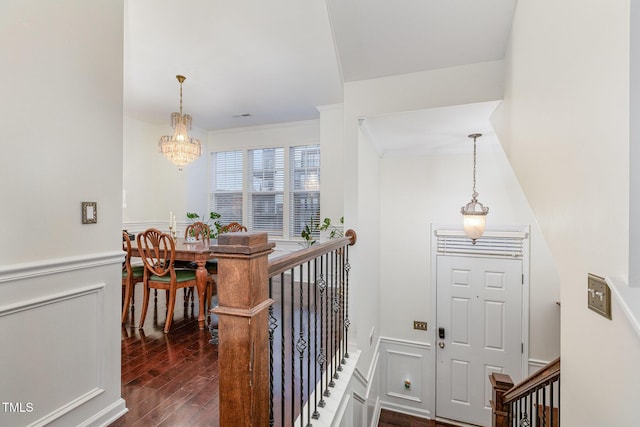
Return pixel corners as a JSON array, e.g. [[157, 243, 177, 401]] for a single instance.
[[211, 232, 275, 256]]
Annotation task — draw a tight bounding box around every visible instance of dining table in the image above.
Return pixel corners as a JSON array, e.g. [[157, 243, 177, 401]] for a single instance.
[[130, 237, 216, 330]]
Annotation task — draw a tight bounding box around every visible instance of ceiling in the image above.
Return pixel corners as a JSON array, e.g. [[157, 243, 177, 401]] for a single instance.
[[124, 0, 516, 144], [361, 101, 502, 157]]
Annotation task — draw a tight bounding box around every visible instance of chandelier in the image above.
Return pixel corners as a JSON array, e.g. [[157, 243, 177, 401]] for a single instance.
[[460, 133, 489, 243], [159, 75, 202, 170]]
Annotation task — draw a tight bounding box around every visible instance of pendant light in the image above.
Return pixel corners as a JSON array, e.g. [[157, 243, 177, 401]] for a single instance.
[[159, 75, 202, 171], [460, 133, 489, 243]]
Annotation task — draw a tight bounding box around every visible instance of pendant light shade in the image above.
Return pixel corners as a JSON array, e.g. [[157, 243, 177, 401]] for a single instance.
[[460, 133, 489, 243]]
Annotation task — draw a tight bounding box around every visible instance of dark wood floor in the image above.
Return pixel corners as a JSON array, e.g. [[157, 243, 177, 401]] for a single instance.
[[378, 409, 459, 427], [111, 287, 220, 426]]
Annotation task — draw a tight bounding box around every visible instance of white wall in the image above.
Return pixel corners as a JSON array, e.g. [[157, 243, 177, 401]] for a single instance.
[[343, 61, 506, 384], [380, 149, 560, 363], [318, 104, 345, 226], [493, 1, 640, 424], [343, 60, 560, 420], [122, 116, 208, 234], [0, 0, 125, 425]]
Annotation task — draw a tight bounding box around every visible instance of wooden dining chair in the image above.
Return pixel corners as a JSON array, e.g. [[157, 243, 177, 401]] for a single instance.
[[122, 231, 144, 323], [184, 221, 211, 241], [182, 221, 216, 310], [220, 221, 247, 233], [137, 228, 198, 333]]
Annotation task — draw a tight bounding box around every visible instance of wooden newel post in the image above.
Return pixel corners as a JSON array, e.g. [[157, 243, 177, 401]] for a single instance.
[[490, 372, 514, 427], [211, 232, 275, 427]]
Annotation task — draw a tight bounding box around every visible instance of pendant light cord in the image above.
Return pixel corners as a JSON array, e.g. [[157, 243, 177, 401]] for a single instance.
[[472, 135, 477, 196]]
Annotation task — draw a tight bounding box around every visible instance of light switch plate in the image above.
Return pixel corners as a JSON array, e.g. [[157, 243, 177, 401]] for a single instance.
[[413, 321, 428, 331], [82, 201, 97, 224], [587, 273, 611, 319]]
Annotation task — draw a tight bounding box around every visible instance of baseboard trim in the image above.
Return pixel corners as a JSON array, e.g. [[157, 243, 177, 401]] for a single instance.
[[85, 398, 128, 427], [29, 388, 104, 427]]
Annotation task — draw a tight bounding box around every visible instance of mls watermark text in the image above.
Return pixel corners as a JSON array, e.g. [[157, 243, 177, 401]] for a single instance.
[[2, 402, 34, 413]]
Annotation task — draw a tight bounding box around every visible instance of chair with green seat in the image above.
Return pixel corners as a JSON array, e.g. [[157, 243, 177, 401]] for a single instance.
[[137, 228, 197, 333], [122, 231, 144, 323]]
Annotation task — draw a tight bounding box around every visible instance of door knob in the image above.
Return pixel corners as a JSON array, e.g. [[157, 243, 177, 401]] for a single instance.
[[439, 342, 445, 349]]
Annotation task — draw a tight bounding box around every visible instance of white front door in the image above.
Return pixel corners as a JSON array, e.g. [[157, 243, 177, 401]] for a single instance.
[[436, 255, 523, 426]]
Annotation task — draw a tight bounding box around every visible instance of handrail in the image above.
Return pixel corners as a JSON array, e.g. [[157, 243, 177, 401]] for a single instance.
[[268, 229, 357, 277], [503, 357, 560, 404]]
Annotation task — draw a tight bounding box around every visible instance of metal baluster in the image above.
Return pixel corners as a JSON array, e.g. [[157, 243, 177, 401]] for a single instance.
[[529, 391, 533, 427], [312, 257, 321, 419], [336, 248, 345, 372], [535, 389, 539, 427], [322, 253, 331, 398], [305, 261, 312, 427], [290, 267, 295, 426], [344, 244, 351, 360], [297, 265, 307, 427], [268, 277, 277, 427], [542, 383, 547, 427], [517, 398, 521, 426], [328, 251, 336, 387], [550, 380, 554, 427], [557, 376, 560, 426], [332, 250, 340, 380], [280, 272, 286, 427]]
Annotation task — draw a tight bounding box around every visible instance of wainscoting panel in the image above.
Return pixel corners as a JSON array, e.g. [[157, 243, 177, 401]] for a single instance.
[[379, 337, 432, 419], [0, 284, 104, 425], [0, 253, 125, 427]]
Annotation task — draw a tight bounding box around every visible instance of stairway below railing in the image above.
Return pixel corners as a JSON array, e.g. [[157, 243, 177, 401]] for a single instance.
[[491, 358, 560, 427]]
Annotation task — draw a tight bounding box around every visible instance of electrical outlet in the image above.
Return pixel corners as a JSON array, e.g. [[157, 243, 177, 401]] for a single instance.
[[587, 273, 611, 319], [413, 321, 428, 331]]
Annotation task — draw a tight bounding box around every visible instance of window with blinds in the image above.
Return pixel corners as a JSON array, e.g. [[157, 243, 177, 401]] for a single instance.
[[290, 144, 320, 238], [210, 151, 243, 224], [209, 144, 320, 239], [247, 147, 284, 237]]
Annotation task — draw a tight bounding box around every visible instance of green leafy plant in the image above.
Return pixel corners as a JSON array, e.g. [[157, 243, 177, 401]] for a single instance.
[[186, 211, 222, 238], [319, 216, 344, 239], [300, 216, 319, 248]]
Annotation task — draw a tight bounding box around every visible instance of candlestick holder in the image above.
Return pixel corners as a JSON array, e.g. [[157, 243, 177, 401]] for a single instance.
[[169, 226, 177, 242]]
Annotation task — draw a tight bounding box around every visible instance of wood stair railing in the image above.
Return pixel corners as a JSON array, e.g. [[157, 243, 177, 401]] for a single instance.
[[210, 230, 357, 426], [491, 357, 560, 427]]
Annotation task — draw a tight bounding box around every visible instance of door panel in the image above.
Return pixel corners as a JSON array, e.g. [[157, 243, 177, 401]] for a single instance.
[[436, 255, 522, 426]]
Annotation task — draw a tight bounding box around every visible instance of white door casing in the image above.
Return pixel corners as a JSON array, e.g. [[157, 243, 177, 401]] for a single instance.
[[431, 227, 529, 427]]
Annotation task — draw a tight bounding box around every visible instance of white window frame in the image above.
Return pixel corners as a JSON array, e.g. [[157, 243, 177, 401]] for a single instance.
[[209, 143, 320, 241]]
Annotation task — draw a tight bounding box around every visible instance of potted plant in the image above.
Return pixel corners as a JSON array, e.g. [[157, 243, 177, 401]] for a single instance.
[[186, 211, 223, 239], [300, 216, 319, 248], [319, 216, 344, 239]]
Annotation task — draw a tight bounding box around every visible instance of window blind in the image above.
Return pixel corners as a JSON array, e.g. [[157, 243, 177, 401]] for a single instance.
[[435, 229, 526, 258], [247, 147, 284, 237], [290, 144, 320, 238], [210, 151, 243, 224]]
